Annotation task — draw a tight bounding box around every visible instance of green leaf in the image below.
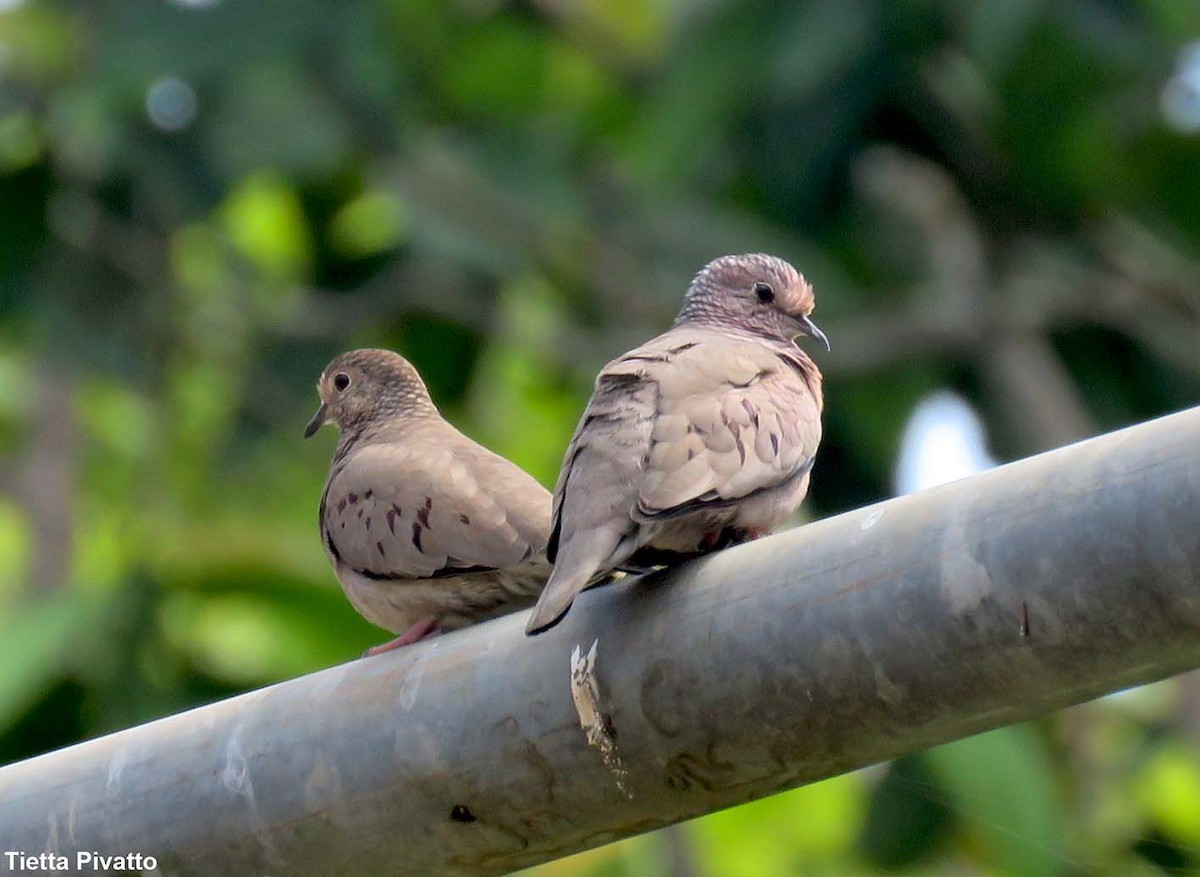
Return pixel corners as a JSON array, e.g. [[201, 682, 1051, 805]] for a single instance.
[[327, 190, 409, 258], [925, 725, 1066, 877], [220, 171, 313, 282], [859, 756, 953, 867], [1134, 744, 1200, 848], [0, 592, 111, 736]]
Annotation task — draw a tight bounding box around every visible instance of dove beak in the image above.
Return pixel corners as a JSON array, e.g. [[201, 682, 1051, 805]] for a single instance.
[[797, 315, 831, 351], [304, 403, 328, 439]]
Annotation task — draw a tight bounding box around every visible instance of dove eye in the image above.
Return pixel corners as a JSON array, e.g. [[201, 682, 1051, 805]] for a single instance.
[[754, 281, 775, 304], [333, 373, 351, 392]]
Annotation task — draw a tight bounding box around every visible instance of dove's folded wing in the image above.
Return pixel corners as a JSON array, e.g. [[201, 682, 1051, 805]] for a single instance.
[[322, 442, 543, 581], [634, 341, 822, 522], [547, 355, 661, 557]]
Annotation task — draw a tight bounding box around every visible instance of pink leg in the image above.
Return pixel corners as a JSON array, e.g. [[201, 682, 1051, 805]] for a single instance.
[[363, 615, 440, 657], [701, 527, 766, 552]]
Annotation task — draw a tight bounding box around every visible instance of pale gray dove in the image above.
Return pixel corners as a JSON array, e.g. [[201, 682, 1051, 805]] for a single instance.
[[525, 253, 827, 635], [306, 349, 552, 654]]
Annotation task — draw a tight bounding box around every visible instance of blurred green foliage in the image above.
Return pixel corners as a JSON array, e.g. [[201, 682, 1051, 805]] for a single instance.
[[2, 0, 1200, 874]]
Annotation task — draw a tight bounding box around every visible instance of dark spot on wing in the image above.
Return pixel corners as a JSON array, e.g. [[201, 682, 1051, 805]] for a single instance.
[[582, 411, 625, 430], [417, 501, 431, 528], [668, 342, 698, 354], [741, 398, 759, 427], [363, 489, 373, 500], [735, 432, 747, 465], [599, 372, 643, 390], [365, 517, 372, 531], [411, 522, 423, 552], [624, 352, 669, 363], [429, 561, 495, 578], [459, 513, 470, 525], [770, 433, 779, 456], [376, 541, 385, 557], [386, 509, 397, 533], [347, 492, 358, 505], [547, 511, 563, 563], [337, 498, 347, 513]]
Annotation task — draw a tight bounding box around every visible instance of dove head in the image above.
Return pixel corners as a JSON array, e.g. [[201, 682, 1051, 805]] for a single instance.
[[676, 253, 829, 350], [305, 348, 438, 439]]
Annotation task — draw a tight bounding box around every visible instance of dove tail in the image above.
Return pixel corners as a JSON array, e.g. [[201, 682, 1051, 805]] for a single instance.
[[524, 564, 592, 635]]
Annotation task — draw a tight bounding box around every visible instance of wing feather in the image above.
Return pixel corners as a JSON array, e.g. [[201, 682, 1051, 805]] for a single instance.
[[635, 340, 821, 521], [323, 431, 550, 580]]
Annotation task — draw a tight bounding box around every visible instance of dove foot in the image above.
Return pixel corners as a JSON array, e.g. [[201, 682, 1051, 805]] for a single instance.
[[704, 528, 735, 551], [363, 616, 441, 656], [622, 527, 761, 574], [704, 526, 763, 552]]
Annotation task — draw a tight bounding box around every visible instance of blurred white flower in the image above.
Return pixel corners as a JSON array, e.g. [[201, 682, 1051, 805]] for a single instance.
[[146, 76, 198, 132], [1161, 41, 1200, 134], [893, 391, 996, 495]]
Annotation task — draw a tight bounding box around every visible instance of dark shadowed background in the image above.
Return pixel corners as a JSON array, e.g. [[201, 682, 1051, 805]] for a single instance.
[[2, 1, 1200, 874]]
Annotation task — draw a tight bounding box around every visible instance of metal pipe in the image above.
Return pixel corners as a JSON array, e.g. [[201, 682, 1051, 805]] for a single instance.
[[3, 407, 1200, 876]]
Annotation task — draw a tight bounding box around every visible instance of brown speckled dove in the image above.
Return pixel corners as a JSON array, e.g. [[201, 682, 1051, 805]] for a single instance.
[[525, 254, 827, 635], [306, 349, 552, 654]]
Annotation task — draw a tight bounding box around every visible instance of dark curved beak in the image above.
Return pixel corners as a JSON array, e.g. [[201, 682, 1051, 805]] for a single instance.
[[798, 315, 830, 351], [304, 403, 328, 439]]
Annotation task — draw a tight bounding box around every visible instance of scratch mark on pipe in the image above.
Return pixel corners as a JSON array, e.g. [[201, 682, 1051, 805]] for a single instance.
[[940, 504, 992, 613], [45, 812, 59, 856], [860, 509, 885, 531], [67, 790, 78, 845], [398, 649, 428, 711], [223, 731, 286, 869], [570, 639, 630, 797], [222, 735, 250, 795], [303, 755, 353, 829], [105, 749, 127, 798]]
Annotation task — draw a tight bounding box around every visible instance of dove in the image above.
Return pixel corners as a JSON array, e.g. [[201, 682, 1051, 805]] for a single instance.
[[305, 348, 552, 654], [525, 253, 827, 635]]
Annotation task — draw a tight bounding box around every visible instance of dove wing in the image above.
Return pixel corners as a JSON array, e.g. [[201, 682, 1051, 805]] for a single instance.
[[547, 357, 658, 561], [322, 433, 550, 581], [634, 337, 822, 521], [527, 346, 662, 633]]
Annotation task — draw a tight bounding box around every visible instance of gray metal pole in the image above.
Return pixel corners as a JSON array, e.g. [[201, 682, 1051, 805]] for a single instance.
[[2, 408, 1200, 876]]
